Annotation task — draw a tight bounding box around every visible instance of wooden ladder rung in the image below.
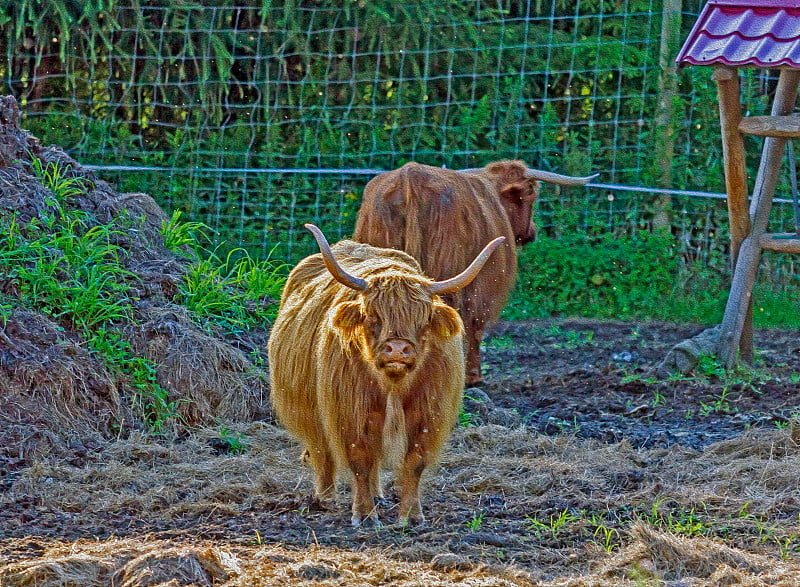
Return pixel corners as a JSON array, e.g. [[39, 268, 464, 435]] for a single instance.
[[760, 233, 800, 254], [739, 115, 800, 138]]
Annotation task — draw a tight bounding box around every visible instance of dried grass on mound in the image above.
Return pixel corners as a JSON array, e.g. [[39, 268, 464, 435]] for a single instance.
[[1, 308, 125, 435], [125, 304, 270, 426]]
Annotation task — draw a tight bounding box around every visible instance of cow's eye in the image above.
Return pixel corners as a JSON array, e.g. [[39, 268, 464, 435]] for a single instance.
[[366, 315, 381, 326]]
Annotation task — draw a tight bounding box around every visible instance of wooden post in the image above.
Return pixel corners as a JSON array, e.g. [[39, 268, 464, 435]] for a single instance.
[[713, 66, 749, 263], [713, 65, 754, 361], [717, 68, 800, 368], [748, 70, 800, 234], [652, 0, 682, 230]]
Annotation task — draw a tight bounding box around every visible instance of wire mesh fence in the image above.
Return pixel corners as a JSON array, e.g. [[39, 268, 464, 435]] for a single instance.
[[1, 0, 798, 282]]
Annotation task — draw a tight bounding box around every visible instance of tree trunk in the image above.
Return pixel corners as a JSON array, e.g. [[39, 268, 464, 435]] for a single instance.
[[652, 0, 682, 231]]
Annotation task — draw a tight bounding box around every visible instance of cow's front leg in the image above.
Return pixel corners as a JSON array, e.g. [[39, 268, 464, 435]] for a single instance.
[[347, 443, 381, 526], [465, 320, 485, 386], [344, 409, 384, 526], [397, 444, 427, 525], [398, 409, 433, 525]]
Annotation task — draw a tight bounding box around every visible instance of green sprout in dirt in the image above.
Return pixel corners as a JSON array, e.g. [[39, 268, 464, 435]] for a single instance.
[[30, 157, 90, 228], [458, 408, 476, 427], [643, 499, 709, 538], [465, 511, 486, 531], [526, 508, 580, 540], [90, 327, 183, 433], [593, 524, 622, 553], [695, 353, 727, 379], [459, 390, 486, 427], [161, 209, 210, 254], [216, 426, 249, 455]]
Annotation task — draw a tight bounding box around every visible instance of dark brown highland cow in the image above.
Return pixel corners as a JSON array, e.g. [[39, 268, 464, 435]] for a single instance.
[[353, 161, 597, 385], [268, 224, 504, 526]]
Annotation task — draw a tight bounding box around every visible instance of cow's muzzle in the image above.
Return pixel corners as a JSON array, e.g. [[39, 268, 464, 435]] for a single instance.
[[516, 221, 537, 246], [376, 338, 416, 379]]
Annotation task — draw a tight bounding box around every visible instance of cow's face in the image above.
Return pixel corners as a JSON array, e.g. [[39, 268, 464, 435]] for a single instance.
[[481, 161, 540, 246], [332, 276, 462, 385], [499, 179, 539, 246]]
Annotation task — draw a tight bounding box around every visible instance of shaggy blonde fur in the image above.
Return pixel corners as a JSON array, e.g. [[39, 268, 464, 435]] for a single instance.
[[268, 240, 465, 525]]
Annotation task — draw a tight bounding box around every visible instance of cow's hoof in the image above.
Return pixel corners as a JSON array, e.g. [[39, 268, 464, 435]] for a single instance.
[[352, 514, 382, 528]]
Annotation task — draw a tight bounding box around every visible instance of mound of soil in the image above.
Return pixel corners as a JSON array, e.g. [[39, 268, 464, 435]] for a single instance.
[[0, 95, 271, 466]]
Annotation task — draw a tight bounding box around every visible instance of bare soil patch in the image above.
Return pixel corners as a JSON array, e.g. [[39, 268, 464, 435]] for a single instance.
[[2, 320, 800, 586]]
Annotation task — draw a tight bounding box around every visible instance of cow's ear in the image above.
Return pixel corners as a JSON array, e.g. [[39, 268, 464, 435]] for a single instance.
[[332, 301, 364, 335], [430, 302, 462, 338], [499, 183, 526, 205]]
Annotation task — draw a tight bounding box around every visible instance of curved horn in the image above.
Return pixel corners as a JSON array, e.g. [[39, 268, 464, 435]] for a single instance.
[[304, 223, 367, 291], [524, 169, 599, 186], [428, 236, 506, 296], [458, 166, 598, 186]]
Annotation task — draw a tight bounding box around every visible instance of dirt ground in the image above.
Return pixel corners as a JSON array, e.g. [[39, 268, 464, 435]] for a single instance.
[[3, 318, 800, 586]]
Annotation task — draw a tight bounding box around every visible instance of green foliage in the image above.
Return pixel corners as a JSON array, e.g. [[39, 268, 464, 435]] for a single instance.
[[503, 225, 800, 327], [12, 159, 135, 330], [178, 246, 286, 334], [458, 389, 486, 428], [505, 230, 679, 320]]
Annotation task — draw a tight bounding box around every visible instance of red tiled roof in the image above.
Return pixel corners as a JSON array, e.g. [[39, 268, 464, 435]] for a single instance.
[[676, 0, 800, 69]]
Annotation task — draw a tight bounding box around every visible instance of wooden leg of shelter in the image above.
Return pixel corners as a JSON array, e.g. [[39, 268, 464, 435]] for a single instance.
[[717, 238, 760, 368], [713, 66, 750, 262], [713, 66, 752, 364], [716, 68, 800, 368]]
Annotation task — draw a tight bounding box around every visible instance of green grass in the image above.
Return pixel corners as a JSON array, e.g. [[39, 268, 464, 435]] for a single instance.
[[505, 231, 800, 329], [160, 209, 287, 334], [171, 244, 287, 335]]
